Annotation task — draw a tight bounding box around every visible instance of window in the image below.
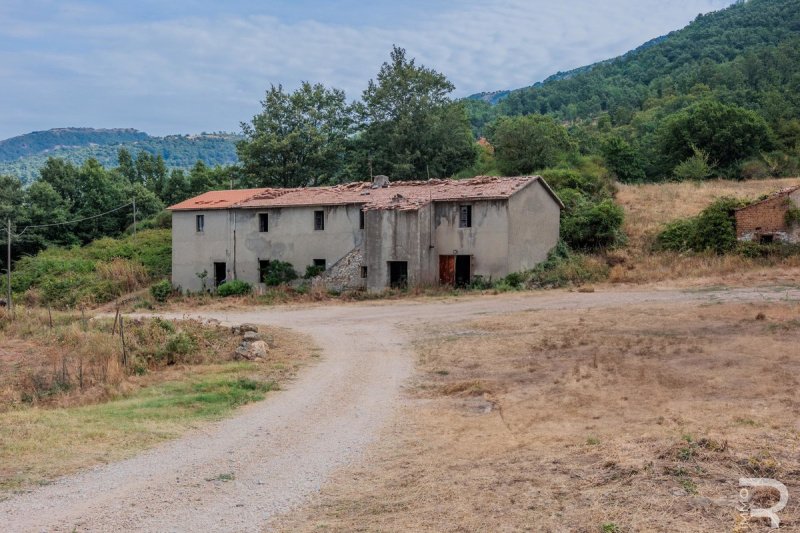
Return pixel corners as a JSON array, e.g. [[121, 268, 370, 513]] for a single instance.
[[259, 213, 269, 232], [459, 205, 472, 228], [359, 209, 365, 229], [360, 266, 368, 278], [258, 260, 270, 283], [196, 214, 205, 232], [314, 210, 325, 230], [313, 258, 326, 269]]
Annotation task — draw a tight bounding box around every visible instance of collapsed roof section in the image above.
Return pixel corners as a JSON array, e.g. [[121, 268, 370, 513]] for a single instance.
[[168, 176, 563, 212]]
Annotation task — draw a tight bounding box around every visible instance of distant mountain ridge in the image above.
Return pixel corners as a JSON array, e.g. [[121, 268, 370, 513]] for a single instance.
[[0, 127, 241, 183]]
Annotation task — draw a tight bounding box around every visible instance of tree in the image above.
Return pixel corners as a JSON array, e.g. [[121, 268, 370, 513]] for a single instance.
[[659, 99, 773, 172], [356, 46, 477, 180], [600, 137, 646, 182], [238, 82, 354, 187], [488, 115, 575, 175]]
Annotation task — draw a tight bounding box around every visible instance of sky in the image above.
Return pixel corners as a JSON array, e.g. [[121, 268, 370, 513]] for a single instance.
[[0, 0, 736, 140]]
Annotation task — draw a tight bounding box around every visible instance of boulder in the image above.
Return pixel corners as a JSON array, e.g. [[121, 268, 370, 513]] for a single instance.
[[249, 340, 269, 358], [243, 331, 261, 342], [240, 323, 259, 333]]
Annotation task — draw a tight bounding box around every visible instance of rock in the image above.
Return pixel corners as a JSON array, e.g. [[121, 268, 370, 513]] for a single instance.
[[243, 331, 261, 342], [239, 323, 259, 333], [249, 340, 268, 358]]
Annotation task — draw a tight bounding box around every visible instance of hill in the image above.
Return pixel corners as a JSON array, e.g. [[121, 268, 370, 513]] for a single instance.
[[465, 0, 800, 181], [0, 128, 240, 183]]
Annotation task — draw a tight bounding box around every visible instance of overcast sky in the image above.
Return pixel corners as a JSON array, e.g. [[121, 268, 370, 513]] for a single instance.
[[0, 0, 735, 139]]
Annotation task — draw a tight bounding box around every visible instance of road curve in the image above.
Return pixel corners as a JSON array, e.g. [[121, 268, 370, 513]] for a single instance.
[[1, 286, 797, 531]]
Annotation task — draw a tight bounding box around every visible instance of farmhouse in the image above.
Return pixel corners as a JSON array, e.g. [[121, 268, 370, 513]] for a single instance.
[[168, 175, 563, 293], [734, 185, 800, 244]]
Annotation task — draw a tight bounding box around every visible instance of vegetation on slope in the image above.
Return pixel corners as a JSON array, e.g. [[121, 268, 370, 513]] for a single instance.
[[2, 229, 170, 308], [466, 0, 800, 181]]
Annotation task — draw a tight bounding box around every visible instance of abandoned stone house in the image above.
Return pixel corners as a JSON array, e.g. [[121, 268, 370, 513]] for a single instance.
[[734, 185, 800, 244], [168, 175, 563, 293]]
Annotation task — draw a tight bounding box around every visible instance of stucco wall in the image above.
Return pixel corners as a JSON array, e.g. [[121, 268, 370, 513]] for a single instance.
[[507, 180, 561, 271], [364, 208, 423, 291], [172, 205, 364, 292], [433, 200, 510, 281], [234, 205, 364, 284], [172, 210, 233, 292]]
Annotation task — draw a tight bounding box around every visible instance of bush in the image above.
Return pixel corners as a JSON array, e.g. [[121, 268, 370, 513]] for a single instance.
[[655, 197, 746, 254], [561, 198, 625, 251], [525, 241, 609, 288], [150, 280, 173, 303], [304, 264, 325, 279], [217, 279, 252, 297], [672, 147, 715, 180], [262, 261, 298, 286]]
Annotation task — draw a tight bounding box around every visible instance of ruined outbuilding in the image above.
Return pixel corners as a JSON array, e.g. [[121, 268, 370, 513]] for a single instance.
[[168, 175, 563, 293], [735, 186, 800, 244]]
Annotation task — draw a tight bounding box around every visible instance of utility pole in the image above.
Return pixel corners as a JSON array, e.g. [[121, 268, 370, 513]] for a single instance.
[[132, 197, 137, 238], [6, 218, 11, 317]]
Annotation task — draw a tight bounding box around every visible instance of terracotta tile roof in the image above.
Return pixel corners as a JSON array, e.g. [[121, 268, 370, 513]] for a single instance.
[[169, 176, 562, 211], [167, 188, 267, 211]]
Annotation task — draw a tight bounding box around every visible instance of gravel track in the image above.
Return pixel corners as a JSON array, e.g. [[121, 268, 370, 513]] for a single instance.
[[2, 286, 797, 532]]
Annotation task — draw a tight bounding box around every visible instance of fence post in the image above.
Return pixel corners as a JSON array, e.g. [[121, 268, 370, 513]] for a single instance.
[[119, 315, 128, 368]]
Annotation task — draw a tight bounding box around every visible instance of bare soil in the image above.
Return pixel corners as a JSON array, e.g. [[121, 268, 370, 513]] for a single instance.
[[273, 289, 800, 532], [2, 286, 798, 532]]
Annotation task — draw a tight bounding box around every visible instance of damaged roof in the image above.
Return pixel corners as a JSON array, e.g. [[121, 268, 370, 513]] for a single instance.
[[734, 185, 800, 211], [168, 176, 563, 211], [167, 188, 270, 211]]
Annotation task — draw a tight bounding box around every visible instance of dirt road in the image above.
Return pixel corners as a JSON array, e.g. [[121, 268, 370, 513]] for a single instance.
[[2, 286, 797, 532]]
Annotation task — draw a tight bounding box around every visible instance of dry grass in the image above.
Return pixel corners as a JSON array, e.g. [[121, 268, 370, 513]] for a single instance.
[[608, 178, 800, 285], [0, 308, 315, 495], [274, 298, 800, 532]]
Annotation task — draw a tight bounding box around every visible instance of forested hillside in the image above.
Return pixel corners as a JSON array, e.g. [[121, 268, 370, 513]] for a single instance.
[[0, 128, 239, 184], [466, 0, 800, 181]]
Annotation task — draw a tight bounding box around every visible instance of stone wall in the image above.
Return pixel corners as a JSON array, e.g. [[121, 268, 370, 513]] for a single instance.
[[311, 247, 366, 292]]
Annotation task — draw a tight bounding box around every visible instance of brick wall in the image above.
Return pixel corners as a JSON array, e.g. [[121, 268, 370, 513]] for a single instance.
[[735, 194, 794, 240]]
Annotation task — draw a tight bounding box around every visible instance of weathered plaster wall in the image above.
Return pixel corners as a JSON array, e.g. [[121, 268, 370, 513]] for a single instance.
[[507, 180, 561, 271], [234, 205, 364, 285], [172, 210, 232, 292], [172, 205, 364, 292], [364, 208, 422, 292], [433, 200, 510, 281]]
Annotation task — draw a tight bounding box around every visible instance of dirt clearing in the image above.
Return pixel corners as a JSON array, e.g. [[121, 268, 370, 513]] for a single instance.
[[274, 294, 800, 532]]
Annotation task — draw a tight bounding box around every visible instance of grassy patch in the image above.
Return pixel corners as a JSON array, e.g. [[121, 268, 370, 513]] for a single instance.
[[0, 363, 273, 493]]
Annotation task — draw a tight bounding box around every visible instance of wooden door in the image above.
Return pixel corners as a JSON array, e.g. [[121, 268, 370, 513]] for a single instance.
[[439, 255, 455, 285]]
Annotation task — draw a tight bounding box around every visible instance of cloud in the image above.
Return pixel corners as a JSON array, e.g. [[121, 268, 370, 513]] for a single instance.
[[0, 0, 735, 138]]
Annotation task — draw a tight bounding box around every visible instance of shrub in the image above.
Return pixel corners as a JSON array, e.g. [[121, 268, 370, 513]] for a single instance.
[[561, 198, 625, 251], [262, 261, 298, 286], [217, 279, 252, 297], [150, 279, 173, 303], [655, 197, 746, 254], [525, 241, 609, 288], [653, 218, 696, 252], [691, 197, 743, 254], [672, 146, 715, 181], [304, 264, 325, 279]]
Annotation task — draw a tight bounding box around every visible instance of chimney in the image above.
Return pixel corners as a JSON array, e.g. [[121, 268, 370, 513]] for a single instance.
[[371, 175, 390, 189]]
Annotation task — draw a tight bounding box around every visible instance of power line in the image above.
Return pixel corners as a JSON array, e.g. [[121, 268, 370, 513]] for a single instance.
[[10, 201, 134, 237]]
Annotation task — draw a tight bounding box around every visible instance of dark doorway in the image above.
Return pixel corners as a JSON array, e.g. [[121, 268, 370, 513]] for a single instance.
[[388, 261, 408, 289], [258, 260, 270, 283], [455, 255, 471, 287], [214, 262, 226, 287]]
